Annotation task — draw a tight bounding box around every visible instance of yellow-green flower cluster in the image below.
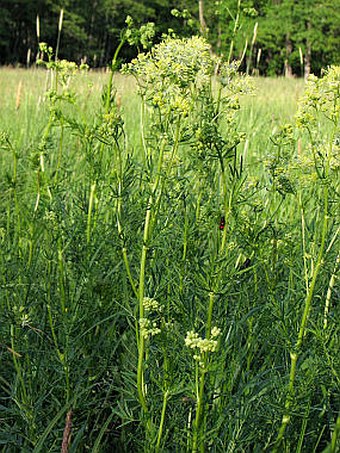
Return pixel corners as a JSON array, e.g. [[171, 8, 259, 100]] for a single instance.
[[185, 327, 221, 366], [122, 36, 214, 116], [296, 65, 340, 129], [295, 141, 339, 184], [292, 66, 340, 187], [219, 61, 253, 95], [125, 16, 155, 51], [43, 210, 57, 224], [143, 296, 162, 313], [43, 210, 59, 233], [139, 297, 163, 339], [37, 42, 89, 90], [98, 110, 123, 140], [139, 318, 161, 339]]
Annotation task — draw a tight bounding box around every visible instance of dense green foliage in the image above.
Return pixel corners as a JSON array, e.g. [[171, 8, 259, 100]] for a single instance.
[[1, 0, 339, 76], [0, 34, 339, 451]]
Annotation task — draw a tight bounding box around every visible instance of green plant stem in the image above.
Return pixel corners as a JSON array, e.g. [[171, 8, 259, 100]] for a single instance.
[[105, 38, 125, 114], [156, 389, 169, 452], [34, 120, 53, 212], [57, 244, 66, 313], [116, 160, 138, 298], [86, 182, 96, 245], [192, 361, 200, 453], [54, 122, 64, 184], [299, 196, 309, 293], [182, 199, 188, 262], [221, 186, 233, 255], [326, 414, 340, 453], [274, 186, 329, 450], [323, 254, 339, 330], [193, 356, 210, 453], [206, 291, 215, 341], [192, 291, 215, 453], [195, 368, 207, 453], [192, 137, 236, 451], [137, 117, 181, 415], [137, 137, 167, 414], [10, 324, 27, 403], [217, 144, 234, 255], [122, 246, 138, 298], [5, 136, 18, 187], [56, 244, 71, 403], [34, 171, 41, 213]]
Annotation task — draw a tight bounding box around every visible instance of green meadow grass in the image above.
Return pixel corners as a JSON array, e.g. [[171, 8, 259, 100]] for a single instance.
[[0, 67, 303, 134], [0, 61, 338, 453]]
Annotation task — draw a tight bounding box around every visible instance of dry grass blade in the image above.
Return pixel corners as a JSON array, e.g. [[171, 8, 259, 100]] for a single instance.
[[61, 409, 73, 453]]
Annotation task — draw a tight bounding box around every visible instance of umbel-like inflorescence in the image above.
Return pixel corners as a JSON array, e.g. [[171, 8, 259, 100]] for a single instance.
[[185, 327, 221, 367], [266, 66, 340, 196], [139, 297, 163, 339], [122, 36, 214, 116], [296, 65, 340, 175], [296, 65, 340, 128], [143, 296, 162, 313]]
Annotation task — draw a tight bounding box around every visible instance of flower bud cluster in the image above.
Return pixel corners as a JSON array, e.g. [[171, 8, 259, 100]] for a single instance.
[[139, 297, 163, 339], [122, 36, 214, 117], [296, 65, 340, 129], [143, 297, 162, 313], [185, 327, 221, 366], [139, 318, 161, 339], [37, 42, 89, 90], [98, 110, 123, 140], [43, 210, 58, 226], [294, 66, 340, 185]]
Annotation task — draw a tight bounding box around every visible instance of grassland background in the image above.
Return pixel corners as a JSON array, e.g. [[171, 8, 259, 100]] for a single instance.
[[0, 67, 304, 139]]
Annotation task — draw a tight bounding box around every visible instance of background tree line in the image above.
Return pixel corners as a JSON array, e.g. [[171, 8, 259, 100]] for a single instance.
[[0, 0, 339, 76]]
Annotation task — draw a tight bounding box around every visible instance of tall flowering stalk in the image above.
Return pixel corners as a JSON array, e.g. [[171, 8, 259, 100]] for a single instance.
[[122, 35, 216, 440], [273, 66, 340, 451], [189, 62, 252, 451], [123, 36, 252, 449]]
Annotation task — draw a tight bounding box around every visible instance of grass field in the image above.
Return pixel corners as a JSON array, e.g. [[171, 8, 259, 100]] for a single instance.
[[0, 66, 303, 132], [0, 42, 339, 453]]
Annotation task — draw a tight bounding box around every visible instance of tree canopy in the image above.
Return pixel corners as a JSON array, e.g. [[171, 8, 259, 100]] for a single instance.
[[0, 0, 339, 76]]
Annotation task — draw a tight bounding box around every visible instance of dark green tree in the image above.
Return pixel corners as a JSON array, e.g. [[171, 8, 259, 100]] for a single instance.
[[0, 0, 339, 75], [257, 0, 340, 76]]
